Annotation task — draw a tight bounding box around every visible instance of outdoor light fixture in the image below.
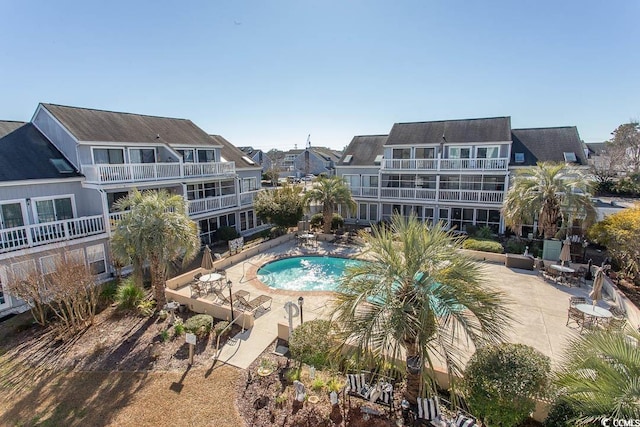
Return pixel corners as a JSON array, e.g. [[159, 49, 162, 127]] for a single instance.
[[298, 296, 304, 324], [227, 279, 234, 322]]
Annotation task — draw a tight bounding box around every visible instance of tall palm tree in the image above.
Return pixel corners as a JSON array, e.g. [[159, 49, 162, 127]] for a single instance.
[[332, 214, 512, 403], [554, 328, 640, 424], [304, 176, 356, 234], [110, 189, 200, 307], [502, 162, 596, 239]]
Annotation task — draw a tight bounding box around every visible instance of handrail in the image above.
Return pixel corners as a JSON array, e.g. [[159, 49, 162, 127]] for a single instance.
[[212, 313, 246, 361], [240, 260, 265, 283]]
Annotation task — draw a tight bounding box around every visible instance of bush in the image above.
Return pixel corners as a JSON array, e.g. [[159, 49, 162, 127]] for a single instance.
[[270, 226, 286, 239], [217, 226, 239, 242], [289, 319, 334, 368], [174, 319, 185, 337], [505, 238, 527, 254], [137, 299, 155, 317], [184, 314, 213, 337], [115, 278, 145, 310], [463, 343, 551, 427], [462, 238, 504, 253], [213, 320, 229, 337], [331, 213, 344, 231], [100, 280, 118, 303], [310, 213, 324, 229], [475, 226, 494, 239], [543, 399, 580, 427]]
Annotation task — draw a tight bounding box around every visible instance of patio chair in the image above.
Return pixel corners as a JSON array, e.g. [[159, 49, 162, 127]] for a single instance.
[[190, 281, 205, 298], [572, 267, 587, 287], [415, 396, 442, 425], [194, 272, 202, 280], [211, 288, 232, 305], [607, 317, 628, 332], [543, 266, 561, 283], [566, 306, 585, 328], [569, 296, 587, 306], [454, 413, 478, 427], [610, 306, 626, 319], [236, 294, 273, 312], [345, 372, 394, 413]]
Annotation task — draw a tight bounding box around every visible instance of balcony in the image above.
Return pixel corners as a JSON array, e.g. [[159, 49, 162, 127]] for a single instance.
[[379, 188, 437, 200], [0, 215, 106, 254], [82, 161, 236, 184], [438, 190, 504, 203], [188, 194, 238, 216], [382, 158, 508, 171], [349, 187, 379, 198]]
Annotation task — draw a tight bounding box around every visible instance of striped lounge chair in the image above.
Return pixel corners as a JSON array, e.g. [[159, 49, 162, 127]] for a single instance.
[[416, 396, 441, 424], [345, 372, 394, 413]]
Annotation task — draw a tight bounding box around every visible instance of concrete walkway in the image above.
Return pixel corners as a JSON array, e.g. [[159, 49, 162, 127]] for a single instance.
[[212, 240, 613, 369]]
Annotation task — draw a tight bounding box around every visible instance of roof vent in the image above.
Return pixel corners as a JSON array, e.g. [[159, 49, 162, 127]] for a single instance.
[[563, 152, 577, 163], [343, 154, 353, 164]]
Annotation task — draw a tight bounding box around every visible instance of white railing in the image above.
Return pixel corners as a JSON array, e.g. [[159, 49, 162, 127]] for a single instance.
[[239, 190, 261, 206], [382, 159, 437, 170], [382, 158, 508, 171], [438, 190, 504, 203], [188, 194, 238, 215], [0, 215, 106, 254], [380, 188, 437, 200], [82, 161, 236, 184], [349, 187, 379, 198]]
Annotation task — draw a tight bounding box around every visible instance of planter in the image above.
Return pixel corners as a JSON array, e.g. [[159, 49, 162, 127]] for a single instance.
[[257, 367, 274, 377], [308, 395, 320, 404]]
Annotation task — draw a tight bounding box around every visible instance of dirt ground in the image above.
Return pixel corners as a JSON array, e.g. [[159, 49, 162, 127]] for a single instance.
[[0, 307, 244, 427]]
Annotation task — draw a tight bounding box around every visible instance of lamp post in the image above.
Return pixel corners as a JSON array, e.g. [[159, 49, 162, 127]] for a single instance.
[[298, 296, 304, 325], [227, 279, 234, 322]]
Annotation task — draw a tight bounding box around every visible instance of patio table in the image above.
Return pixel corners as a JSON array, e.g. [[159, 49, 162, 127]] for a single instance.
[[199, 272, 222, 283], [550, 264, 575, 284], [574, 304, 612, 323]]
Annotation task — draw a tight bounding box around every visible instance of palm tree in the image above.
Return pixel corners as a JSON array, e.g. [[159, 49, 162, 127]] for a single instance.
[[332, 214, 512, 403], [304, 176, 356, 234], [110, 189, 200, 307], [502, 162, 596, 239], [554, 328, 640, 424]]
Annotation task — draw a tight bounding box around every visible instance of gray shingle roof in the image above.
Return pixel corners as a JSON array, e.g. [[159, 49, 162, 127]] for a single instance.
[[586, 142, 606, 155], [338, 135, 388, 166], [42, 103, 214, 146], [0, 120, 24, 138], [0, 122, 81, 182], [386, 117, 511, 145], [210, 135, 260, 170], [511, 127, 587, 166]]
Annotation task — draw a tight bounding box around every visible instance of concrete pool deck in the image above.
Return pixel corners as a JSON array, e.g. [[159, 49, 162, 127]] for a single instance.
[[186, 240, 615, 370]]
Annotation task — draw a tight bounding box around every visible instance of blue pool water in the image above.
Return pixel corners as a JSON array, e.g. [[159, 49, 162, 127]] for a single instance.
[[257, 256, 362, 291]]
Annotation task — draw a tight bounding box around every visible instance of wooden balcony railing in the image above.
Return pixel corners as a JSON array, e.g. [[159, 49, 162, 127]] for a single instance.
[[82, 161, 236, 184]]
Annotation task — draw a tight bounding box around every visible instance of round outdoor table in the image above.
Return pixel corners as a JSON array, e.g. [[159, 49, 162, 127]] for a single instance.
[[199, 273, 222, 283], [550, 265, 575, 274], [574, 304, 612, 319]]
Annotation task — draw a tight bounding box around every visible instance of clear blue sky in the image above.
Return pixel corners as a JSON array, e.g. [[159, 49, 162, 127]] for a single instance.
[[1, 1, 638, 151]]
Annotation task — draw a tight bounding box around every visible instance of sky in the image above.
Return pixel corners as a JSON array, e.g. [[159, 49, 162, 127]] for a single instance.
[[1, 1, 638, 151]]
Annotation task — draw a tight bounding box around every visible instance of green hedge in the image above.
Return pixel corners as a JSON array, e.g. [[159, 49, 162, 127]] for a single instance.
[[184, 314, 213, 337], [463, 238, 504, 253]]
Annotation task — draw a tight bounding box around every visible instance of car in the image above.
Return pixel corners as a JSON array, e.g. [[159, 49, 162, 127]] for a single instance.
[[301, 174, 315, 181]]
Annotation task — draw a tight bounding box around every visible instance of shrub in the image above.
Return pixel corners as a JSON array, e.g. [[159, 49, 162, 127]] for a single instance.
[[100, 280, 118, 303], [463, 343, 551, 427], [137, 299, 155, 317], [184, 314, 213, 337], [543, 399, 579, 427], [216, 226, 239, 242], [505, 238, 527, 254], [160, 329, 170, 342], [289, 319, 334, 368], [213, 320, 229, 337], [327, 377, 345, 393], [475, 225, 494, 239], [331, 213, 344, 231], [462, 238, 504, 253], [173, 319, 185, 337], [270, 226, 286, 239], [115, 278, 145, 310], [310, 213, 324, 229], [311, 378, 326, 391], [284, 367, 301, 383]]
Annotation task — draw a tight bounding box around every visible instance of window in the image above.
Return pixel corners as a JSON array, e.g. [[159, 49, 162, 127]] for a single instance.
[[50, 158, 74, 173], [197, 149, 215, 163], [86, 244, 106, 274], [563, 152, 577, 162], [363, 175, 378, 188], [359, 203, 367, 220], [369, 204, 378, 221], [93, 148, 124, 164], [11, 259, 36, 282], [0, 274, 6, 306], [416, 175, 436, 189], [241, 178, 257, 192], [240, 212, 247, 231], [392, 148, 411, 159], [107, 192, 129, 212], [448, 147, 471, 159], [415, 147, 436, 159], [34, 197, 73, 223], [343, 154, 353, 164], [177, 149, 195, 163], [514, 152, 525, 163], [220, 180, 235, 196], [129, 148, 156, 164], [476, 146, 500, 159], [241, 156, 255, 165], [374, 155, 383, 164], [66, 249, 86, 267], [344, 175, 360, 188], [40, 254, 61, 285], [1, 202, 24, 229]]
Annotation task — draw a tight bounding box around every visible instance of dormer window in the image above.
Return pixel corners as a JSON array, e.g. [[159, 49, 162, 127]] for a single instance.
[[374, 155, 383, 165], [563, 152, 577, 163], [343, 154, 353, 164], [514, 153, 525, 163]]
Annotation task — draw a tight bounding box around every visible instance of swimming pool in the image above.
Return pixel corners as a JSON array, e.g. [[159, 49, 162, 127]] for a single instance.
[[257, 256, 362, 291]]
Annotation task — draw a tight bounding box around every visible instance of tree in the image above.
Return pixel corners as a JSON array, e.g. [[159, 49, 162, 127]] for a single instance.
[[554, 328, 640, 424], [263, 164, 281, 187], [463, 343, 551, 427], [332, 214, 512, 403], [110, 189, 200, 307], [6, 252, 99, 337], [304, 176, 355, 234], [608, 121, 640, 174], [588, 204, 640, 281], [254, 185, 304, 228], [502, 162, 596, 239]]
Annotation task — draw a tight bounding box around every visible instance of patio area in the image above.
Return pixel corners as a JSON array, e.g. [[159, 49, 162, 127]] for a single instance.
[[165, 237, 629, 370]]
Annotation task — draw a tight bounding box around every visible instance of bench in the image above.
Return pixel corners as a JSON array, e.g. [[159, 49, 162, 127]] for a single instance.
[[345, 372, 395, 414], [505, 253, 535, 270]]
